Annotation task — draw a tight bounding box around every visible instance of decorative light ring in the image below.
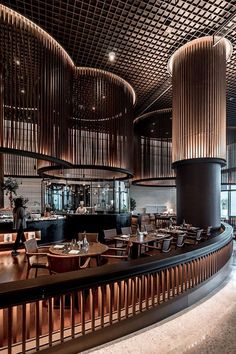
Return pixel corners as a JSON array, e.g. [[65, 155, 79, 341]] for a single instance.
[[133, 109, 176, 187], [37, 164, 132, 181]]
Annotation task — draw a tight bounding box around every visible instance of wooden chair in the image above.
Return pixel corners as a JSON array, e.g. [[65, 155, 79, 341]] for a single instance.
[[143, 223, 155, 232], [143, 237, 173, 256], [24, 239, 49, 279], [121, 226, 132, 235], [100, 241, 133, 264], [103, 228, 117, 245], [78, 232, 99, 243], [47, 254, 91, 274], [185, 229, 203, 245]]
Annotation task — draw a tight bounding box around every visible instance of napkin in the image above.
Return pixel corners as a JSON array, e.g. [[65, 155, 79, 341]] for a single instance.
[[68, 250, 80, 254]]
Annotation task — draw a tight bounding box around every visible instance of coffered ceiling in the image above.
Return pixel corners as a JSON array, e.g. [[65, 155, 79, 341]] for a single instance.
[[2, 0, 236, 125]]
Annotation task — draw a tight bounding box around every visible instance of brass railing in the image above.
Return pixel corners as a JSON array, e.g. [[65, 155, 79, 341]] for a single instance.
[[0, 224, 233, 353]]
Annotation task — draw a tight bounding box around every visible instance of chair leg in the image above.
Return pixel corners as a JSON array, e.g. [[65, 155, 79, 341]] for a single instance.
[[26, 267, 30, 279]]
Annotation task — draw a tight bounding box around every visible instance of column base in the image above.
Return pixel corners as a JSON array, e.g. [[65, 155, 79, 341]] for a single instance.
[[173, 158, 224, 229]]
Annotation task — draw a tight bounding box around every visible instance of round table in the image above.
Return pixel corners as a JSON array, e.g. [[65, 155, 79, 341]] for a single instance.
[[49, 242, 109, 266]]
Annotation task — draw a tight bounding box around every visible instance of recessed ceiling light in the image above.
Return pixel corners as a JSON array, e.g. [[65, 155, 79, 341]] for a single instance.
[[151, 129, 154, 133], [20, 89, 25, 94], [92, 106, 96, 111], [108, 52, 116, 62], [16, 59, 20, 66], [152, 122, 156, 126], [102, 95, 106, 99]]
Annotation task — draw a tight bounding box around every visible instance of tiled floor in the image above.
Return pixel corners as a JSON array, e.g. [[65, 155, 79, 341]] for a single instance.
[[85, 241, 236, 354]]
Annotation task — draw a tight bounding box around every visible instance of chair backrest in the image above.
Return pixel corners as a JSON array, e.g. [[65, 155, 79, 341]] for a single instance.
[[206, 226, 212, 236], [196, 229, 204, 241], [47, 254, 81, 273], [103, 229, 117, 240], [176, 234, 185, 247], [162, 238, 173, 253], [143, 224, 154, 232], [78, 232, 99, 243], [24, 238, 38, 254], [121, 226, 132, 235]]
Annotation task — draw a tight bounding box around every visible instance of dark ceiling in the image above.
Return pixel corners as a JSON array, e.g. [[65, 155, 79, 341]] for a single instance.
[[2, 0, 236, 125]]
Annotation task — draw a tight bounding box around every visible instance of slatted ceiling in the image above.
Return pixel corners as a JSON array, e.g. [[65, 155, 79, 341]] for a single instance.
[[2, 0, 236, 122]]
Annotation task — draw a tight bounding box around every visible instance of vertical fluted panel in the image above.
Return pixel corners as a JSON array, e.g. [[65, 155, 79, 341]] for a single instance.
[[4, 154, 37, 177], [71, 68, 134, 171], [170, 37, 230, 163], [133, 109, 175, 186]]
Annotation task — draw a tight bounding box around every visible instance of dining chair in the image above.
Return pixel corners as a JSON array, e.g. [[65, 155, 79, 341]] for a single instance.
[[185, 229, 204, 245], [143, 223, 155, 232], [47, 254, 91, 274], [121, 226, 132, 235], [100, 241, 133, 264], [143, 237, 173, 256], [202, 226, 213, 240], [173, 234, 186, 249], [24, 239, 50, 279], [103, 228, 117, 244], [78, 232, 99, 243]]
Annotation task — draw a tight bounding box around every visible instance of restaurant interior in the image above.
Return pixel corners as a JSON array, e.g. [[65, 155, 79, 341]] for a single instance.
[[0, 1, 235, 353]]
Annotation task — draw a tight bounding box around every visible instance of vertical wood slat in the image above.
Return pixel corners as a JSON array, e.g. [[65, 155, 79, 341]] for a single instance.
[[60, 296, 65, 343], [21, 304, 26, 354], [0, 309, 4, 348], [48, 298, 53, 347], [35, 301, 40, 350], [70, 293, 75, 339], [161, 270, 165, 301], [89, 288, 96, 331], [80, 291, 85, 335], [7, 307, 12, 354]]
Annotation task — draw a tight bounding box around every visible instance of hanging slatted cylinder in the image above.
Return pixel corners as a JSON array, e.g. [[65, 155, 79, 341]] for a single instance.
[[133, 109, 175, 186], [0, 4, 74, 164], [38, 68, 135, 180], [168, 36, 232, 164]]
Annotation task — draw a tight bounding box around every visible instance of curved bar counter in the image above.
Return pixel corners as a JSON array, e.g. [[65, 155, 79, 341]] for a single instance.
[[0, 223, 233, 353]]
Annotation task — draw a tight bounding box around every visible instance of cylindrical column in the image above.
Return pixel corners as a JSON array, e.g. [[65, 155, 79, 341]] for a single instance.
[[168, 36, 232, 228], [176, 161, 221, 228]]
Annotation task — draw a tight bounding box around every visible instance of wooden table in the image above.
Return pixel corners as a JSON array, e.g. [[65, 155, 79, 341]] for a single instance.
[[114, 233, 171, 258], [158, 228, 186, 237], [49, 242, 109, 266]]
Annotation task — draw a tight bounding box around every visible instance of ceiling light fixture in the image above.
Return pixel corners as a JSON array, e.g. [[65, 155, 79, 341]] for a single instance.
[[108, 52, 116, 62]]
